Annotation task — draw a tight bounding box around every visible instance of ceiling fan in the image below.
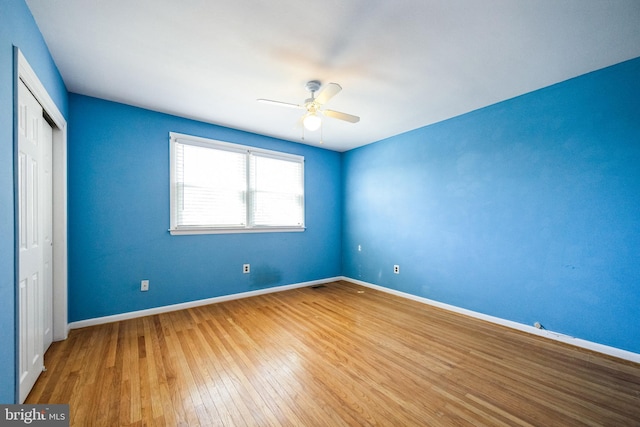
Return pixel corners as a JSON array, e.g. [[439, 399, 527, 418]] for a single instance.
[[258, 81, 360, 135]]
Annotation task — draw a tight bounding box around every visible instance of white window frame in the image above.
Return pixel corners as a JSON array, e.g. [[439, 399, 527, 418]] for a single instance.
[[169, 132, 305, 235]]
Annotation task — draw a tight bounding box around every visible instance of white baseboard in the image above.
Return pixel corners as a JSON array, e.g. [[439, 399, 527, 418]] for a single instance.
[[68, 277, 341, 330], [339, 276, 640, 364]]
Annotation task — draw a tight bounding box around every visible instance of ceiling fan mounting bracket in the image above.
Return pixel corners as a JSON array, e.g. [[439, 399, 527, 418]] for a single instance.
[[304, 80, 321, 94]]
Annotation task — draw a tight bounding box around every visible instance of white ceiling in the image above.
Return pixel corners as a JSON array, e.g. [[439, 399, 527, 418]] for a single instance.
[[26, 0, 640, 152]]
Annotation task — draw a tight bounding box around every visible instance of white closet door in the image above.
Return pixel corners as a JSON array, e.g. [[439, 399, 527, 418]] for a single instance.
[[18, 79, 52, 403], [42, 114, 53, 352]]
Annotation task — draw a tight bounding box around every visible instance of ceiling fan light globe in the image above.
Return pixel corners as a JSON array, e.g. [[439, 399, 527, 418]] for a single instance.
[[303, 113, 322, 131]]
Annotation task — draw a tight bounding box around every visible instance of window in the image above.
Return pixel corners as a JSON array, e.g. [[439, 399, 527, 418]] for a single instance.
[[170, 132, 305, 235]]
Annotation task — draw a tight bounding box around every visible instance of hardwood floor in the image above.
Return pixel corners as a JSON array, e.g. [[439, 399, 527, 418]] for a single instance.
[[27, 280, 640, 426]]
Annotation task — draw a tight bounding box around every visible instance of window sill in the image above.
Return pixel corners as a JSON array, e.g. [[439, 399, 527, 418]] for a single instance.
[[169, 226, 306, 235]]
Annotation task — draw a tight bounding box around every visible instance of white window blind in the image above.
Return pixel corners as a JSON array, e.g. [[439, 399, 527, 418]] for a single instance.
[[170, 132, 305, 234], [250, 153, 304, 227]]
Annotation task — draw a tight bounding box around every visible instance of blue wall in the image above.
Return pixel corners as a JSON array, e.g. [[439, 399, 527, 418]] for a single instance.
[[0, 0, 68, 403], [343, 57, 640, 353], [68, 94, 342, 322]]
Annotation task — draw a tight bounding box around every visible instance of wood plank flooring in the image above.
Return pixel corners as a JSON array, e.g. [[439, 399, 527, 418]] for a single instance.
[[27, 280, 640, 426]]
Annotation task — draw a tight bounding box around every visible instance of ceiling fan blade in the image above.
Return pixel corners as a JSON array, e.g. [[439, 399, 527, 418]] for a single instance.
[[314, 83, 342, 105], [323, 109, 360, 123], [257, 99, 305, 110]]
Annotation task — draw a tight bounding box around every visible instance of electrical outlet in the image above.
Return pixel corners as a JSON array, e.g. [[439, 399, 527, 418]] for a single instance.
[[393, 265, 400, 274], [243, 264, 250, 274], [141, 280, 149, 291]]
